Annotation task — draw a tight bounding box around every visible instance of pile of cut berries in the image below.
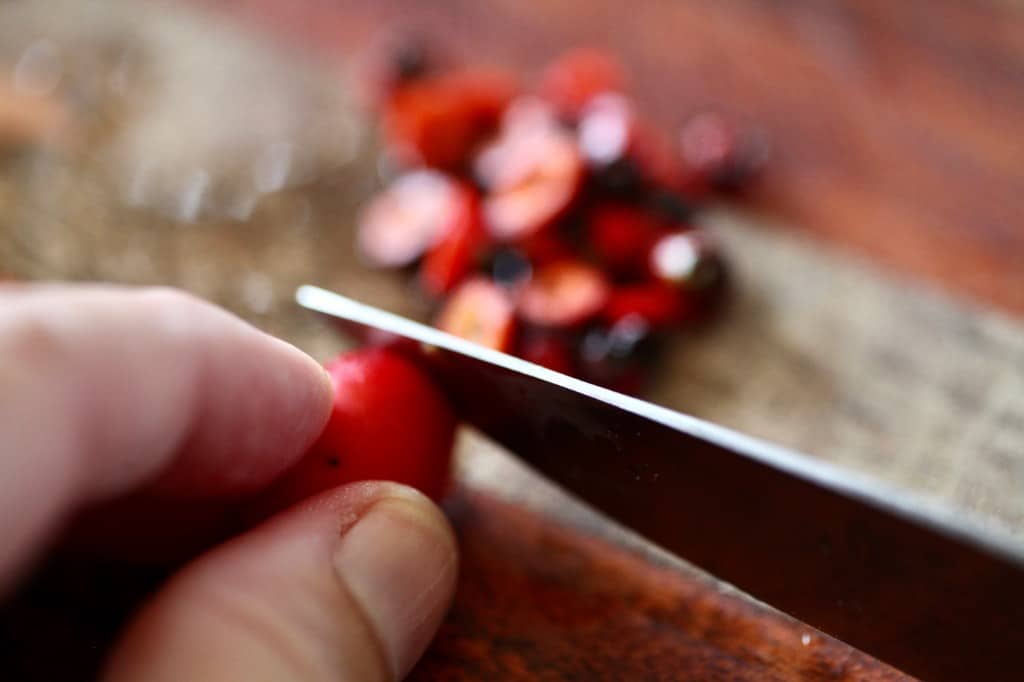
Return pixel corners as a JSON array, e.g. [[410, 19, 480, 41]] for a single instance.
[[357, 47, 763, 394]]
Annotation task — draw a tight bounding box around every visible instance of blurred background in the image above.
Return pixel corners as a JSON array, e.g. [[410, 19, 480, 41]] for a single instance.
[[2, 0, 1022, 677]]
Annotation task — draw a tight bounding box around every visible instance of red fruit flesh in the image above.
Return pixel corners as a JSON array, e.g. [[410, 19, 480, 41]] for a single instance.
[[478, 119, 584, 242], [589, 204, 665, 275], [518, 260, 610, 328], [578, 93, 682, 190], [258, 348, 458, 510], [420, 185, 487, 296], [383, 67, 519, 169], [517, 333, 575, 374], [358, 170, 465, 268], [435, 277, 517, 351], [603, 283, 681, 329], [539, 48, 626, 119]]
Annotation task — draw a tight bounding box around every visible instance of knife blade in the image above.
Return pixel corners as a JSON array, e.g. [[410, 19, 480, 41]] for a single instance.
[[296, 285, 1024, 681]]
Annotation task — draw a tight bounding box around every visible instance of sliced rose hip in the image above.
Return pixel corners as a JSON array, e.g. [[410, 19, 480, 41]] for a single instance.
[[255, 348, 458, 511], [517, 333, 575, 374], [358, 170, 469, 268], [539, 47, 626, 119], [603, 283, 681, 329], [589, 204, 665, 274], [649, 230, 728, 321], [519, 260, 610, 328], [477, 117, 584, 241], [578, 93, 682, 192], [383, 67, 519, 169], [420, 185, 487, 296], [435, 277, 517, 351]]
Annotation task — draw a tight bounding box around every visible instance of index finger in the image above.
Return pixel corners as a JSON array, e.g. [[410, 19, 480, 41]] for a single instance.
[[0, 284, 332, 590]]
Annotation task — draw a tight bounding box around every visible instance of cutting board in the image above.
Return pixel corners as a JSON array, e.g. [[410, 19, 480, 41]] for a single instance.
[[2, 0, 1022, 678]]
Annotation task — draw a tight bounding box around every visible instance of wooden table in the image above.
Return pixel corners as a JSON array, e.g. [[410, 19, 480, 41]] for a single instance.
[[2, 0, 1023, 678]]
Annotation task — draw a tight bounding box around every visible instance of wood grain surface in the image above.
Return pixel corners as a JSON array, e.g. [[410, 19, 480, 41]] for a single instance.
[[2, 0, 1023, 679]]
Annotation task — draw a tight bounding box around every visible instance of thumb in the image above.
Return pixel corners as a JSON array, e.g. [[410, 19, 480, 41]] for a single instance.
[[104, 482, 457, 682]]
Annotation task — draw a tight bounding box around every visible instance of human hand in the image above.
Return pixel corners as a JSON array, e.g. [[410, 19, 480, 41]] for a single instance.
[[0, 284, 457, 680]]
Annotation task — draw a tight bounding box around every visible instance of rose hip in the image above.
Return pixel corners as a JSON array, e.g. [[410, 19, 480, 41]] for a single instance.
[[435, 277, 517, 351], [358, 170, 467, 268], [420, 186, 487, 296], [589, 204, 665, 275], [383, 67, 519, 169], [518, 260, 610, 328], [477, 116, 584, 241], [578, 93, 683, 191], [257, 348, 458, 509], [649, 230, 728, 321], [603, 283, 681, 329], [539, 47, 626, 120]]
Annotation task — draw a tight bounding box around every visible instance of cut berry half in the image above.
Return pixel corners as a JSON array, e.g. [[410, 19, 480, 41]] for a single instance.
[[383, 67, 519, 169], [435, 277, 517, 351], [420, 185, 487, 296], [477, 119, 584, 241], [518, 260, 610, 328], [358, 170, 466, 268], [578, 93, 682, 191], [539, 47, 626, 120], [517, 332, 575, 374], [603, 283, 681, 329], [589, 204, 665, 275]]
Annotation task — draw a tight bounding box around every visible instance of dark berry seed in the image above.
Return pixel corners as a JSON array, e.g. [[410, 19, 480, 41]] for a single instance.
[[392, 42, 431, 82], [491, 249, 533, 289], [591, 157, 646, 198], [647, 190, 697, 224]]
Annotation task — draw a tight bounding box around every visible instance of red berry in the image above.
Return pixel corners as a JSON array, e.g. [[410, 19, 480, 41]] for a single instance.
[[435, 277, 517, 351], [648, 230, 727, 322], [383, 67, 519, 169], [578, 93, 682, 191], [539, 48, 626, 120], [517, 231, 575, 267], [518, 260, 610, 328], [589, 204, 665, 275], [477, 112, 584, 241], [258, 349, 458, 508], [358, 170, 466, 268], [603, 283, 681, 329], [420, 185, 487, 296], [517, 333, 575, 374]]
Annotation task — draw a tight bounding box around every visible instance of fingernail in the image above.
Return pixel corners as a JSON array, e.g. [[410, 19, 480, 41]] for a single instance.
[[333, 493, 457, 678]]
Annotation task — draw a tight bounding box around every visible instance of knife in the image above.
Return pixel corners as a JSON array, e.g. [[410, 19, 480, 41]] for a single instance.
[[296, 285, 1024, 682]]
